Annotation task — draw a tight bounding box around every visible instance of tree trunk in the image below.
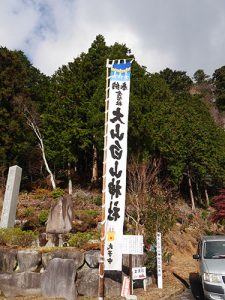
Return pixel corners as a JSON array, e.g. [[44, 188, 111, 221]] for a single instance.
[[91, 142, 98, 184], [29, 120, 56, 190], [16, 98, 56, 190], [40, 142, 56, 190], [196, 182, 203, 206], [68, 162, 72, 195], [188, 169, 195, 211], [205, 187, 210, 207]]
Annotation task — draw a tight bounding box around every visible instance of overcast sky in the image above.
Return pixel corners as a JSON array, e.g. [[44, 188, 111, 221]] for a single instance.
[[1, 0, 225, 77]]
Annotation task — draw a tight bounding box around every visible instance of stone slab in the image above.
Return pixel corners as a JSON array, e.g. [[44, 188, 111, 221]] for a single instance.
[[0, 165, 22, 228], [41, 258, 77, 300]]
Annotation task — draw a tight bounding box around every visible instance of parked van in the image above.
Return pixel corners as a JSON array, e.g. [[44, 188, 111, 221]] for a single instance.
[[193, 236, 225, 300]]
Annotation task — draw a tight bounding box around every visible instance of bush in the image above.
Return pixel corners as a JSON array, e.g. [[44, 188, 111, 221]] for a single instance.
[[211, 189, 225, 223], [145, 196, 175, 246], [0, 228, 37, 247], [144, 196, 175, 271], [94, 196, 102, 206], [145, 250, 156, 271], [51, 188, 64, 199], [24, 207, 35, 217], [188, 213, 194, 221], [38, 210, 49, 225], [67, 231, 100, 248], [201, 210, 209, 220], [74, 210, 100, 229], [75, 210, 100, 219]]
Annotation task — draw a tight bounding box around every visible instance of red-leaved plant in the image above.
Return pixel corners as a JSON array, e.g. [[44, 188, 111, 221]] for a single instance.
[[211, 189, 225, 223]]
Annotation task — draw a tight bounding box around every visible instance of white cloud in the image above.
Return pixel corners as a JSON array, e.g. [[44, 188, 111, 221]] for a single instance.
[[1, 0, 225, 76], [0, 0, 39, 49]]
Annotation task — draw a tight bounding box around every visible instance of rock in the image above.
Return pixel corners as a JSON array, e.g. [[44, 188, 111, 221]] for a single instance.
[[41, 258, 77, 300], [77, 269, 122, 297], [0, 272, 41, 297], [0, 249, 17, 272], [76, 268, 99, 297], [126, 296, 137, 300], [42, 251, 84, 269], [104, 271, 122, 297], [46, 195, 73, 234], [84, 250, 100, 268], [17, 250, 41, 272]]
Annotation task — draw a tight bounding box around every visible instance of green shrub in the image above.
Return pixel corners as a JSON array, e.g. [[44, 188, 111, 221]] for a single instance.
[[188, 213, 194, 221], [145, 250, 156, 271], [163, 250, 173, 265], [75, 209, 100, 219], [24, 207, 35, 217], [74, 210, 100, 229], [38, 210, 49, 225], [51, 188, 64, 199], [94, 196, 102, 206], [68, 231, 100, 248], [0, 228, 37, 247], [201, 210, 209, 220]]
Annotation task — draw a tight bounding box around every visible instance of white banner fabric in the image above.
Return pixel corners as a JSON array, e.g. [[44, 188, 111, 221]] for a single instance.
[[104, 61, 131, 270]]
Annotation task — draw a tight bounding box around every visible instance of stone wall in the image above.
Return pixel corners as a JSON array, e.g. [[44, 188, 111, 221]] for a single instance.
[[0, 248, 149, 299]]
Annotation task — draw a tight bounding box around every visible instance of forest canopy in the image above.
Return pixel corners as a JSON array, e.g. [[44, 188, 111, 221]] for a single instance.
[[1, 35, 225, 209]]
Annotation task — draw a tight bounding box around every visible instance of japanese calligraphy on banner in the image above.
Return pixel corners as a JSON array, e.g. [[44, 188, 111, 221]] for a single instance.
[[104, 61, 131, 270]]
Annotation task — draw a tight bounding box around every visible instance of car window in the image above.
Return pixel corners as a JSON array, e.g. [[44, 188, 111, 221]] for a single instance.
[[203, 241, 225, 259]]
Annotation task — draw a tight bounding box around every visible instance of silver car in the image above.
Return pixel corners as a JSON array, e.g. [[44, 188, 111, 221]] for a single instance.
[[193, 236, 225, 300]]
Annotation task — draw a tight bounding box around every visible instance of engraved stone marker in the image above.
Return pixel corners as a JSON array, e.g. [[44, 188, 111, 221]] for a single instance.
[[0, 165, 22, 228], [46, 195, 74, 247]]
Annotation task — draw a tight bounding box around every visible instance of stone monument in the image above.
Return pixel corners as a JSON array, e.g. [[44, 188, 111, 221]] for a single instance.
[[0, 165, 22, 228], [46, 195, 74, 247]]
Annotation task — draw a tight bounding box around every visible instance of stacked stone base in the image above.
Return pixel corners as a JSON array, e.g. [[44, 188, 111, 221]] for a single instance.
[[0, 249, 150, 299]]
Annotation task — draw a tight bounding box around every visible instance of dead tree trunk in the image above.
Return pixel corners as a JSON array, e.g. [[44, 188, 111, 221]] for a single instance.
[[14, 96, 56, 190], [204, 186, 210, 207], [26, 116, 56, 190], [187, 168, 195, 211], [91, 142, 98, 184]]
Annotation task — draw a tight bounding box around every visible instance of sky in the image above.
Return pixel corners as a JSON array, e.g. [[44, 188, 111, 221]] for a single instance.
[[1, 0, 225, 77]]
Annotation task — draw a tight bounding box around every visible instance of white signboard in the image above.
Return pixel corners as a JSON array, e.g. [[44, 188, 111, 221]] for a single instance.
[[104, 61, 131, 271], [122, 235, 143, 255], [156, 232, 163, 289], [132, 267, 146, 280]]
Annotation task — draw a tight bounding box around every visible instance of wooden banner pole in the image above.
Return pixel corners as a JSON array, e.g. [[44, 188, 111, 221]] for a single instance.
[[129, 254, 133, 295], [98, 59, 110, 300]]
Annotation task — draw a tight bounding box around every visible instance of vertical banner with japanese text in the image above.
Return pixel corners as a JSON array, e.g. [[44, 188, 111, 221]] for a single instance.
[[104, 61, 131, 270]]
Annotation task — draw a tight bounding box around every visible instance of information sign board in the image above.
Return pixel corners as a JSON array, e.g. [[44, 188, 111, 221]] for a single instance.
[[122, 235, 143, 255], [132, 267, 146, 280]]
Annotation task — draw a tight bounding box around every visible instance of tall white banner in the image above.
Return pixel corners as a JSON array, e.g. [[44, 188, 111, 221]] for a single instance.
[[104, 61, 131, 270]]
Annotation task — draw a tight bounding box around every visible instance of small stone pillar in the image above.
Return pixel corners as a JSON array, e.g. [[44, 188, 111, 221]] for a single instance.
[[0, 165, 22, 228]]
